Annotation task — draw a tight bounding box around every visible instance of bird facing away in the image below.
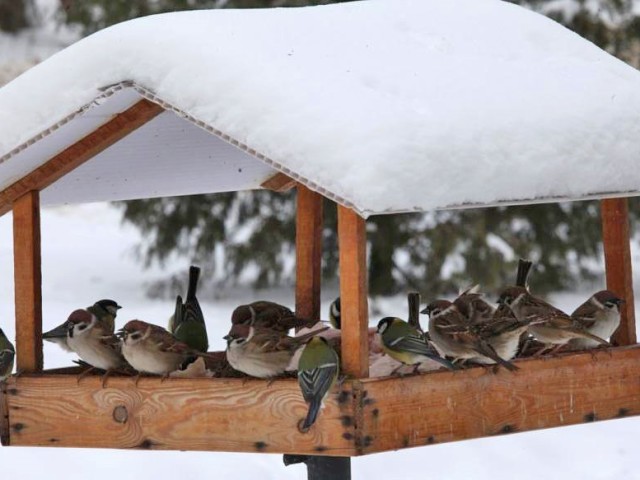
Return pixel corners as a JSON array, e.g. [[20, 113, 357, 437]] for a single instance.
[[44, 299, 121, 352], [497, 286, 610, 354], [453, 286, 496, 325], [0, 328, 15, 381], [328, 297, 341, 330], [169, 265, 209, 352], [65, 309, 127, 375], [422, 300, 518, 371], [570, 290, 623, 349], [225, 324, 328, 379], [120, 320, 207, 376], [231, 301, 318, 335], [298, 336, 340, 431], [376, 317, 454, 373]]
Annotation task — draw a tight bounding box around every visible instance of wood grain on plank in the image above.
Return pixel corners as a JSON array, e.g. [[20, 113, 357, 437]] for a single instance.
[[13, 191, 43, 373], [5, 375, 356, 455], [358, 345, 640, 454], [337, 206, 369, 378], [601, 198, 636, 345], [295, 185, 323, 321], [261, 172, 296, 192], [0, 99, 163, 216]]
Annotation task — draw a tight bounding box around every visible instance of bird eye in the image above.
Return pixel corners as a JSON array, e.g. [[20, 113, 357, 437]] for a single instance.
[[130, 333, 141, 340], [234, 338, 246, 345], [78, 324, 87, 331]]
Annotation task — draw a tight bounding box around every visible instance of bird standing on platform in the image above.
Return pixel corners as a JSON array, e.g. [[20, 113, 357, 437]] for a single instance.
[[43, 299, 121, 352], [376, 317, 454, 373], [225, 324, 328, 379], [298, 336, 339, 431], [231, 300, 318, 335], [328, 297, 341, 330], [0, 328, 15, 381], [423, 301, 518, 371], [120, 320, 208, 377], [570, 290, 623, 349], [497, 286, 610, 355], [453, 286, 495, 325], [169, 265, 209, 352]]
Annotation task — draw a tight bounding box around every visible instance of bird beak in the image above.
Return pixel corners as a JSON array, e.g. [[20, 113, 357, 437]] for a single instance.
[[116, 305, 122, 310], [419, 307, 428, 314], [43, 322, 70, 339], [222, 335, 231, 341]]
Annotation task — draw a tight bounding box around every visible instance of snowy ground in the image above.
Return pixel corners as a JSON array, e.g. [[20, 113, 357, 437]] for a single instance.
[[0, 203, 639, 479]]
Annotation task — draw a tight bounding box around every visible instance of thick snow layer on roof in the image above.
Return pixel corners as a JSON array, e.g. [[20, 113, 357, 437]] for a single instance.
[[1, 0, 640, 216]]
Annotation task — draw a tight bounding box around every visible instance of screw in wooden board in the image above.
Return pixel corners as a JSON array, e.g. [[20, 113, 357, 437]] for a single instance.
[[112, 405, 128, 424]]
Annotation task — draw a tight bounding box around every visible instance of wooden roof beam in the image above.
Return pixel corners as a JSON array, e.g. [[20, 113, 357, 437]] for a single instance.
[[261, 172, 296, 192], [0, 99, 164, 216]]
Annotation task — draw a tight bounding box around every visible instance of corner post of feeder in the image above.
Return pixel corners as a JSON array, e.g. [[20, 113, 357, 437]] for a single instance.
[[295, 184, 323, 320], [337, 205, 369, 378], [600, 197, 636, 345], [13, 190, 43, 373]]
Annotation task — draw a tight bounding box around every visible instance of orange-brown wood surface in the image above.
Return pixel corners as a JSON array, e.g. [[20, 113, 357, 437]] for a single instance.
[[13, 191, 42, 373], [2, 374, 357, 454], [0, 99, 163, 216], [337, 206, 369, 378], [601, 198, 637, 345], [357, 345, 640, 455], [261, 172, 296, 192], [295, 185, 323, 320]]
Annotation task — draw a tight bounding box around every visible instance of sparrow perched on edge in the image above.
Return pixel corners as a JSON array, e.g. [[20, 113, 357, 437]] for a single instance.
[[497, 286, 610, 354], [224, 324, 328, 379], [297, 336, 340, 431], [43, 299, 121, 352], [119, 320, 209, 377], [328, 297, 341, 330], [169, 265, 209, 352], [0, 328, 15, 381], [453, 285, 496, 325], [65, 309, 128, 386], [231, 300, 319, 335], [376, 317, 455, 374], [570, 290, 624, 349], [422, 300, 518, 371]]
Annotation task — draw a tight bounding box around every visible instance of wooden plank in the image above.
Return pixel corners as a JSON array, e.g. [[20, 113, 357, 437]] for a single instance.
[[261, 172, 296, 192], [0, 382, 9, 446], [601, 198, 636, 345], [0, 99, 164, 216], [357, 345, 640, 454], [337, 206, 369, 378], [4, 375, 357, 455], [295, 185, 323, 321], [13, 190, 42, 373]]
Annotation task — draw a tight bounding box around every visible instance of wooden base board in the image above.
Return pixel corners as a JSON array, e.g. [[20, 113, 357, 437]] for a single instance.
[[2, 345, 639, 455]]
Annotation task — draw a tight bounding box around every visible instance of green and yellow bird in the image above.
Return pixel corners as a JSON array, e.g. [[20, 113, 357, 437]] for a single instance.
[[169, 265, 209, 352], [297, 336, 340, 431], [0, 328, 15, 381]]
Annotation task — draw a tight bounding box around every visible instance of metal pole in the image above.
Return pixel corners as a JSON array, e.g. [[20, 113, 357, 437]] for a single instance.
[[283, 454, 351, 480]]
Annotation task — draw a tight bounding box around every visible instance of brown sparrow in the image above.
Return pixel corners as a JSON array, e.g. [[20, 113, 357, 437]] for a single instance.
[[570, 290, 623, 349], [497, 286, 610, 354], [231, 301, 318, 334], [224, 324, 327, 378], [119, 320, 207, 376], [453, 285, 496, 325], [422, 300, 518, 371]]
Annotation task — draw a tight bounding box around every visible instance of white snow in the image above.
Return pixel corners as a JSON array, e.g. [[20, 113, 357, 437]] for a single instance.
[[1, 0, 640, 216], [1, 203, 640, 479]]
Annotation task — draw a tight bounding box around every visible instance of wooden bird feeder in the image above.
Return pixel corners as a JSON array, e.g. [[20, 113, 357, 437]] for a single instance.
[[1, 1, 640, 477]]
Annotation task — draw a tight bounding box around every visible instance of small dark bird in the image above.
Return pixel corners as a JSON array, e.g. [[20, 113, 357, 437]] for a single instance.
[[169, 265, 209, 352]]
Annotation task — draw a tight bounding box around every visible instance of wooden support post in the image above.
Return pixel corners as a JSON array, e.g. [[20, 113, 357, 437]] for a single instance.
[[13, 190, 43, 373], [295, 185, 323, 321], [337, 206, 369, 378], [601, 198, 636, 346], [306, 456, 351, 480]]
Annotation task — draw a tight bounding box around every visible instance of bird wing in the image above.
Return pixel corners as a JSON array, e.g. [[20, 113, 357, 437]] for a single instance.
[[388, 331, 437, 357], [298, 363, 338, 404], [570, 303, 598, 329]]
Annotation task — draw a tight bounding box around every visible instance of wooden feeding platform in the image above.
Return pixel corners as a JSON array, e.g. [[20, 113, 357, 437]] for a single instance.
[[1, 2, 640, 476]]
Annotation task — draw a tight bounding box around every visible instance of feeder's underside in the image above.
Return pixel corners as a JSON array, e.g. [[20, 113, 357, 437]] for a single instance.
[[2, 344, 639, 456]]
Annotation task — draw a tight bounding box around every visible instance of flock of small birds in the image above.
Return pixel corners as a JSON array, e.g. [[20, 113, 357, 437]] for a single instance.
[[0, 259, 624, 431]]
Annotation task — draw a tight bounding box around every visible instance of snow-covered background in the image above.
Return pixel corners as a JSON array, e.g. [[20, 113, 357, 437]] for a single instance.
[[1, 203, 639, 480]]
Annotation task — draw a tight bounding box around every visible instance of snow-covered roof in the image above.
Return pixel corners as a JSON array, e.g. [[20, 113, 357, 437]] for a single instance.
[[1, 0, 639, 218]]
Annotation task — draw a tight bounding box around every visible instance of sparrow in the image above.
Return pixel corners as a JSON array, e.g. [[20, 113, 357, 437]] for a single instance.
[[422, 300, 518, 371], [0, 328, 15, 381], [43, 298, 121, 352], [169, 265, 209, 352], [120, 320, 208, 376], [497, 286, 610, 354], [224, 324, 328, 379], [328, 297, 341, 330], [376, 317, 454, 373], [231, 300, 318, 334], [65, 309, 128, 385], [297, 336, 340, 431], [453, 285, 495, 325], [570, 290, 624, 349]]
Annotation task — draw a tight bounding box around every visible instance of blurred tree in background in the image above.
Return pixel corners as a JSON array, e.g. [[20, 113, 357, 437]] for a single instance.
[[3, 0, 638, 297]]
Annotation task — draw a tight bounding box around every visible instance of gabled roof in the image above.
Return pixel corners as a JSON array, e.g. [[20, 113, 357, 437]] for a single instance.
[[1, 0, 640, 217]]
